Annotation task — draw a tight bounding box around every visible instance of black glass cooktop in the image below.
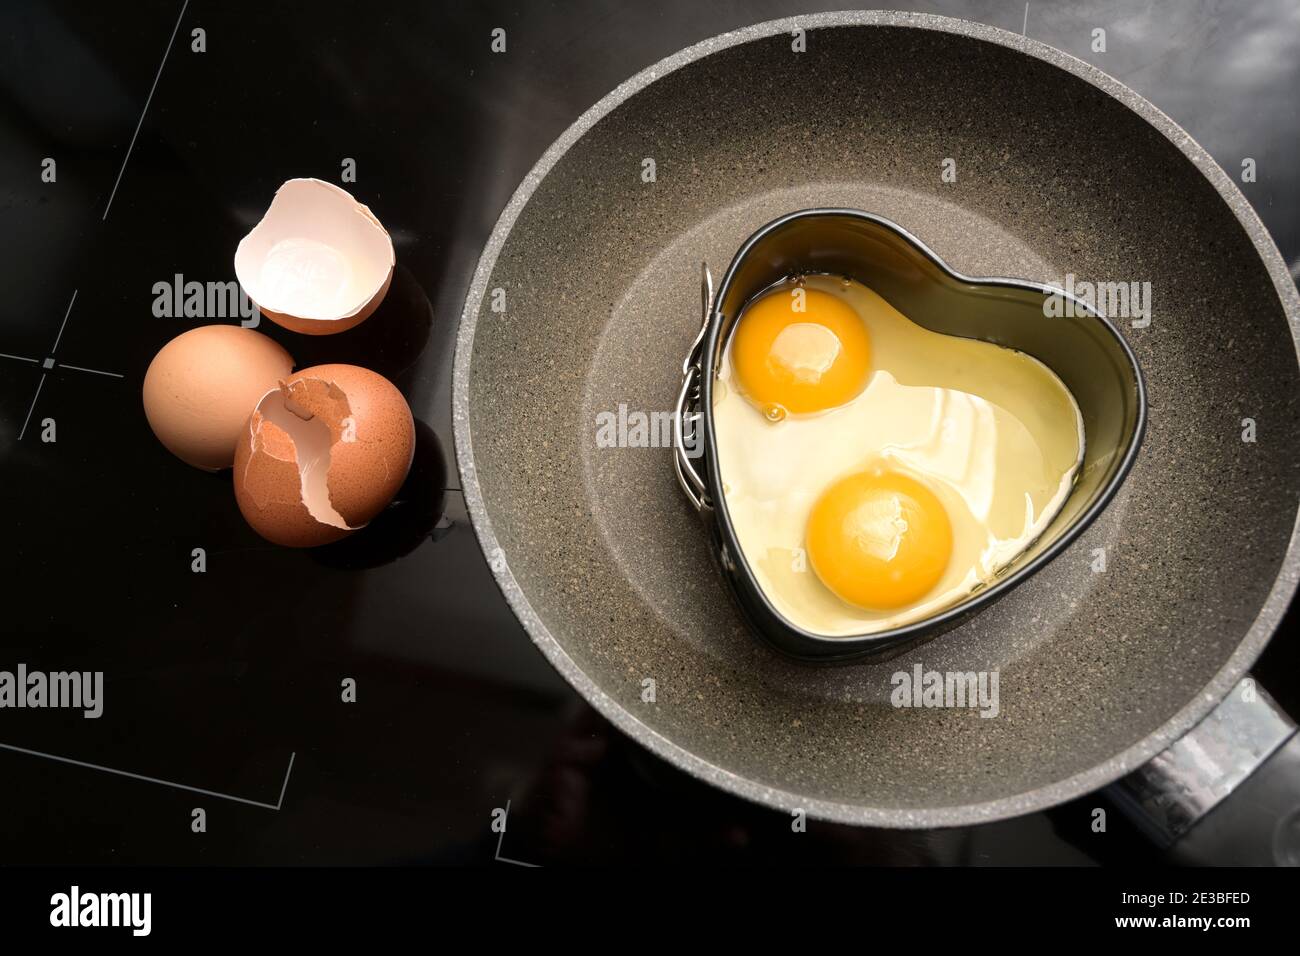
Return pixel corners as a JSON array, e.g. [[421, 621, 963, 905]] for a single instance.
[[2, 0, 1298, 866]]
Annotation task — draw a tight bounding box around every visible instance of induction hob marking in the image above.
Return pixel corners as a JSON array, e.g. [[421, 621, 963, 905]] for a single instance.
[[101, 0, 189, 221], [494, 799, 539, 867], [5, 289, 125, 441], [55, 364, 126, 379], [16, 374, 47, 443], [0, 742, 296, 812], [49, 288, 74, 353]]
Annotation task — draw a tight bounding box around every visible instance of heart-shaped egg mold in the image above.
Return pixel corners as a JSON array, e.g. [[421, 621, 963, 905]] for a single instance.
[[676, 208, 1146, 663]]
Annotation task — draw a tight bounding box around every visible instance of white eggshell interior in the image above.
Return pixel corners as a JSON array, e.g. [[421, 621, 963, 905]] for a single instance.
[[234, 179, 394, 323], [254, 386, 355, 530]]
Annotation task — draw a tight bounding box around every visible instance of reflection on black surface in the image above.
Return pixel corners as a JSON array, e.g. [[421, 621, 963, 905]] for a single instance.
[[286, 263, 435, 389], [438, 704, 1160, 866], [503, 709, 969, 865], [313, 419, 447, 570]]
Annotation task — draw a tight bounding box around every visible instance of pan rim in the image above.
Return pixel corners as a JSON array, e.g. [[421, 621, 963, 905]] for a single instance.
[[452, 10, 1300, 828]]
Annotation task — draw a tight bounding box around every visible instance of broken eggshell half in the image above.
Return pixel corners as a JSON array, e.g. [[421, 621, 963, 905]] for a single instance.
[[234, 178, 395, 335], [233, 364, 415, 547]]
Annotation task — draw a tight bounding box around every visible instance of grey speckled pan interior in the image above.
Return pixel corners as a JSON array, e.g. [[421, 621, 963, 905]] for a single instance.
[[454, 12, 1300, 827]]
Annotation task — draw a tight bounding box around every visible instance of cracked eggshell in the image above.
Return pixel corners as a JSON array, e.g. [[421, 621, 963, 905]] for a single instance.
[[234, 179, 395, 336], [232, 364, 415, 548], [142, 325, 295, 471]]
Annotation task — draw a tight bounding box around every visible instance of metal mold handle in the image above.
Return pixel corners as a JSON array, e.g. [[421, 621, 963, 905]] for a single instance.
[[674, 262, 714, 513]]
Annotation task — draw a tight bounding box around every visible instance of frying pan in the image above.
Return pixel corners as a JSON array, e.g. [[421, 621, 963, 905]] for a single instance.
[[453, 12, 1300, 858]]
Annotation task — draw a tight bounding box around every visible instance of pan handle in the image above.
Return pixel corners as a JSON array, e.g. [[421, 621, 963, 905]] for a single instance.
[[1107, 677, 1300, 865], [674, 262, 714, 513]]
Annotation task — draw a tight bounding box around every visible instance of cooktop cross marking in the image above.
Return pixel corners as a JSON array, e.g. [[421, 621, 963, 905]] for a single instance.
[[3, 289, 125, 441]]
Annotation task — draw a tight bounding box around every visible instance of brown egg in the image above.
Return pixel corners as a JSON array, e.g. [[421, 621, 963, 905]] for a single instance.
[[142, 325, 294, 471], [232, 364, 415, 547]]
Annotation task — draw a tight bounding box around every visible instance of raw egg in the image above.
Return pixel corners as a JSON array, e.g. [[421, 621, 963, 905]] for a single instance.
[[731, 284, 872, 418], [714, 275, 1084, 635], [142, 325, 294, 471], [232, 364, 414, 547], [806, 467, 953, 610]]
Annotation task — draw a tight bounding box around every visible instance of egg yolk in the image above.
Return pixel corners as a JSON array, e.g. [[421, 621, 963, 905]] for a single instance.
[[806, 470, 953, 610], [731, 285, 871, 417]]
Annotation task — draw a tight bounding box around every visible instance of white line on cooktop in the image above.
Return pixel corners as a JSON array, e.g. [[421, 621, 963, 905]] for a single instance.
[[102, 0, 190, 222], [0, 741, 296, 812]]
